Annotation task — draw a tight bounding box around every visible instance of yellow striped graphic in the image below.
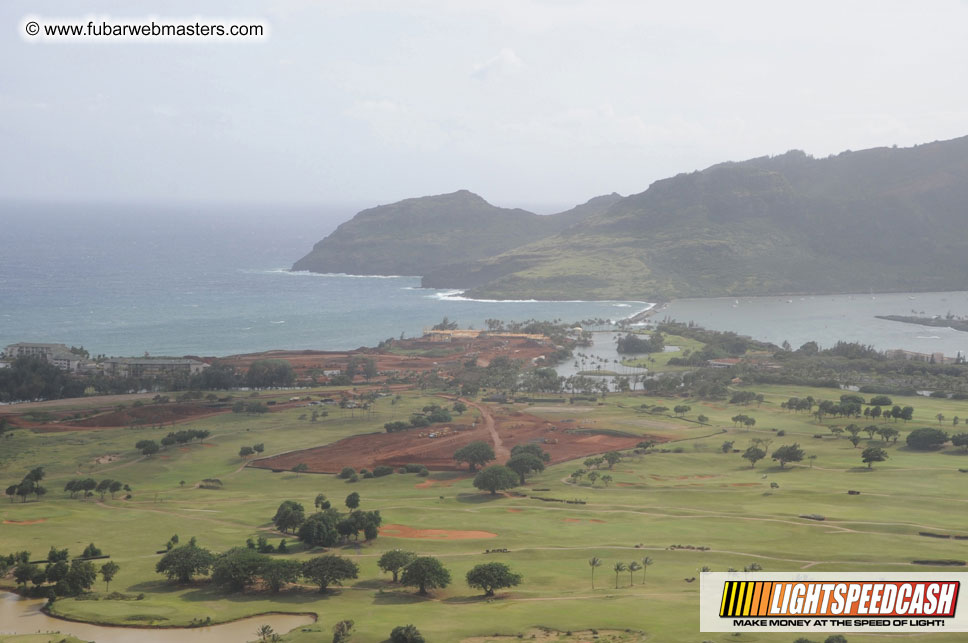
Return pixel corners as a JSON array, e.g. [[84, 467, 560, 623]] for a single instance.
[[720, 581, 768, 617]]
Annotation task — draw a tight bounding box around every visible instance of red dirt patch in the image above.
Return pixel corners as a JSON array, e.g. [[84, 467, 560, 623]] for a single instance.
[[507, 508, 522, 513], [379, 523, 497, 540], [563, 518, 582, 523], [250, 405, 659, 474], [3, 519, 47, 525], [23, 403, 224, 432], [588, 519, 606, 523]]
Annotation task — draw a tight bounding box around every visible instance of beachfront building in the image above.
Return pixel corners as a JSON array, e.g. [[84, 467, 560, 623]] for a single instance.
[[3, 342, 85, 372], [103, 357, 208, 378], [4, 342, 71, 360]]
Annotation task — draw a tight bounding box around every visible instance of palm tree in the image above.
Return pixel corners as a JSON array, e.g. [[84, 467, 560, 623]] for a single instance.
[[641, 556, 653, 583], [588, 557, 602, 589], [256, 625, 275, 643], [613, 562, 627, 588], [628, 561, 642, 585]]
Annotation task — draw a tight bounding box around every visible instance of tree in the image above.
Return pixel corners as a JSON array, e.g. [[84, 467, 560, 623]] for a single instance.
[[951, 433, 968, 451], [273, 500, 305, 533], [256, 625, 276, 643], [697, 414, 709, 424], [742, 446, 766, 468], [239, 446, 255, 459], [211, 548, 269, 591], [64, 559, 97, 595], [510, 443, 551, 463], [297, 512, 340, 548], [771, 443, 805, 469], [473, 465, 519, 495], [602, 451, 622, 469], [400, 556, 451, 595], [452, 401, 467, 415], [302, 555, 359, 592], [291, 463, 308, 475], [155, 541, 215, 583], [99, 561, 120, 591], [628, 561, 642, 585], [906, 427, 948, 450], [260, 558, 302, 593], [861, 447, 889, 469], [937, 413, 946, 425], [465, 562, 522, 596], [588, 556, 602, 589], [877, 426, 899, 443], [389, 624, 425, 643], [641, 556, 653, 582], [613, 562, 627, 588], [378, 549, 416, 583], [454, 441, 496, 471], [345, 492, 360, 510], [847, 434, 862, 448], [314, 493, 331, 510], [332, 620, 355, 643], [505, 453, 545, 484], [135, 439, 159, 457]]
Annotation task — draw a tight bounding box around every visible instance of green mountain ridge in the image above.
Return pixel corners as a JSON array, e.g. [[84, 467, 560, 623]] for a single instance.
[[294, 136, 968, 300], [291, 190, 621, 276]]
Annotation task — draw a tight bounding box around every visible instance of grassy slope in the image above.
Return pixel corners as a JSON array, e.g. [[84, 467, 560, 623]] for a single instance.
[[2, 387, 968, 642]]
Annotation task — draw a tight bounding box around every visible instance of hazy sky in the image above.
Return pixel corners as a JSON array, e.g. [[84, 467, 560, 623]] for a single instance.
[[3, 0, 968, 212]]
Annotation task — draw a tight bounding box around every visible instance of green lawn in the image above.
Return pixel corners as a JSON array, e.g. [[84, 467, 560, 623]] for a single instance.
[[2, 385, 968, 642]]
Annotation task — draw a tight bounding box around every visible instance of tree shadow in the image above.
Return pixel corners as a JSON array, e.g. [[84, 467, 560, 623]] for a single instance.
[[456, 492, 502, 504], [441, 594, 492, 604], [353, 578, 392, 589], [845, 467, 876, 473], [371, 590, 430, 605], [180, 585, 325, 605]]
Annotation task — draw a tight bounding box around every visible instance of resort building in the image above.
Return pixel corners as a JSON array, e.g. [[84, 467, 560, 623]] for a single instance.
[[103, 358, 208, 378]]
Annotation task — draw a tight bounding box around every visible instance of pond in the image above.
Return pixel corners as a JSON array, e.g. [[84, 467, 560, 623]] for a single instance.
[[0, 591, 315, 643]]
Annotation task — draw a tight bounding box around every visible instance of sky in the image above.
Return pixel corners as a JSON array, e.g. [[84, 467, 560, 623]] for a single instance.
[[3, 0, 968, 213]]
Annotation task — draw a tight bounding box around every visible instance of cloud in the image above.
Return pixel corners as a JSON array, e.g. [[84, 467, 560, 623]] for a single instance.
[[471, 47, 524, 80]]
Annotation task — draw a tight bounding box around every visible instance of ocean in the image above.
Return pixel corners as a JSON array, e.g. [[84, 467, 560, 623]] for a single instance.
[[2, 202, 966, 359], [0, 202, 648, 357]]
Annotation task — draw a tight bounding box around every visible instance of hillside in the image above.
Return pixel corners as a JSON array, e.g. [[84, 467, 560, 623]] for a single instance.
[[297, 136, 968, 300], [291, 190, 620, 276]]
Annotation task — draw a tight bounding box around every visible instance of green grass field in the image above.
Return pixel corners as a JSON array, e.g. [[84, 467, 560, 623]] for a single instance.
[[2, 385, 968, 642]]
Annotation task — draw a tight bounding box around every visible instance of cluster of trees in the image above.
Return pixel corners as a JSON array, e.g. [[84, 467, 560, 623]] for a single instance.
[[385, 404, 453, 433], [450, 355, 523, 397], [233, 400, 270, 414], [161, 428, 210, 447], [730, 414, 757, 429], [474, 444, 555, 493], [63, 478, 130, 499], [345, 356, 378, 381], [0, 356, 88, 403], [239, 443, 266, 459], [156, 537, 358, 593], [738, 442, 805, 469], [379, 549, 521, 597], [588, 555, 653, 589], [616, 332, 664, 354], [4, 545, 119, 598], [245, 360, 295, 388], [4, 467, 46, 503], [906, 427, 961, 451], [269, 493, 383, 548]]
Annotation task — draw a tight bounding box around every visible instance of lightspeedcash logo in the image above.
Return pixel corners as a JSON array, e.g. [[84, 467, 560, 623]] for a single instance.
[[700, 573, 967, 633]]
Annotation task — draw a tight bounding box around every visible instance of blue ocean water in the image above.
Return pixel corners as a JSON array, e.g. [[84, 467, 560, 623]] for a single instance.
[[0, 202, 649, 357]]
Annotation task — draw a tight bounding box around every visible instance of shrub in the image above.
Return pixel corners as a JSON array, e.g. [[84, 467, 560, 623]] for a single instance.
[[338, 467, 355, 479], [372, 466, 394, 477], [390, 624, 425, 643]]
